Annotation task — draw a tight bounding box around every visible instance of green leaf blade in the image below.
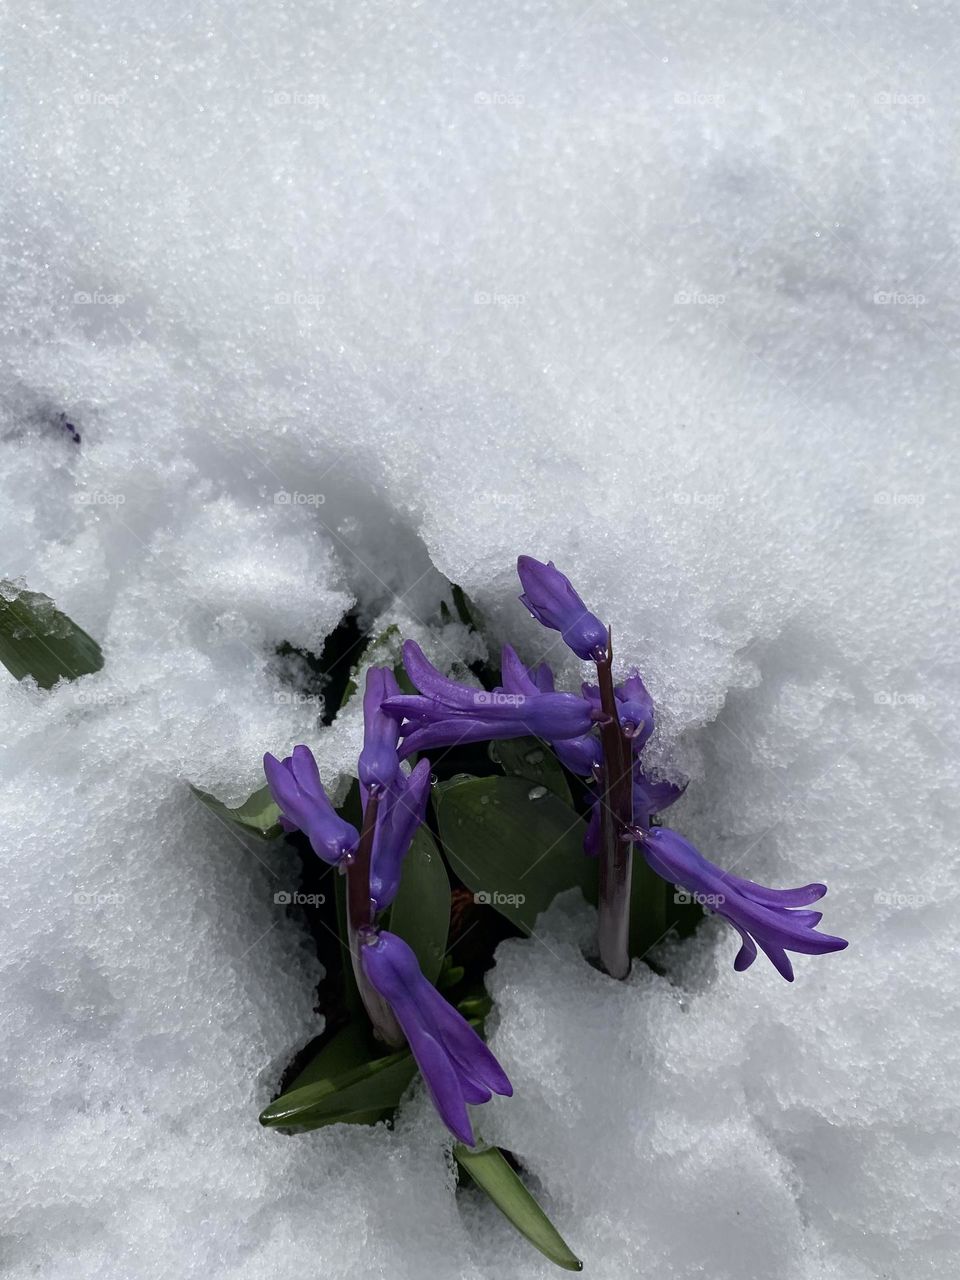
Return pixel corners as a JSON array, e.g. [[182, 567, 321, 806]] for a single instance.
[[387, 827, 450, 984], [259, 1041, 417, 1132], [435, 775, 595, 934], [490, 736, 572, 805], [454, 1144, 582, 1272], [191, 783, 281, 838], [0, 581, 103, 688]]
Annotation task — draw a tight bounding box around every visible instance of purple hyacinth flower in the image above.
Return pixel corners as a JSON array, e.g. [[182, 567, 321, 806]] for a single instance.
[[583, 670, 654, 746], [368, 758, 433, 911], [637, 826, 848, 981], [582, 765, 682, 857], [263, 745, 359, 866], [358, 666, 403, 794], [360, 929, 512, 1145], [500, 645, 602, 776], [633, 769, 685, 823], [383, 640, 600, 757], [517, 555, 609, 661]]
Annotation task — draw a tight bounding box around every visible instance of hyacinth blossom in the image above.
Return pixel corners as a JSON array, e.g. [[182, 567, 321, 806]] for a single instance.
[[360, 928, 513, 1145], [381, 637, 604, 757], [262, 745, 360, 866], [635, 827, 848, 982], [517, 554, 609, 660], [381, 556, 847, 982], [263, 666, 511, 1143]]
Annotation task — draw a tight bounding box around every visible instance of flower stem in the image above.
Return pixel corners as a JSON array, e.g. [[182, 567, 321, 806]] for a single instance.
[[346, 791, 405, 1047], [595, 632, 634, 979]]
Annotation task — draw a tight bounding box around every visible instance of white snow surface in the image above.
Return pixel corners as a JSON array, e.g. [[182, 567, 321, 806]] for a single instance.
[[2, 1, 957, 1277]]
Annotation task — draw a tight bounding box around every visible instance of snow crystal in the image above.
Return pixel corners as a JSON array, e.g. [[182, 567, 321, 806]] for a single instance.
[[1, 1, 956, 1277]]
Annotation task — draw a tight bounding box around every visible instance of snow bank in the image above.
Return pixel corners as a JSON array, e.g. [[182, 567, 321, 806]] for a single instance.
[[2, 1, 956, 1276]]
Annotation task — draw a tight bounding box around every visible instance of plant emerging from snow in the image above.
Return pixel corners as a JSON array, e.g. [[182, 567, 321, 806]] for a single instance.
[[257, 555, 847, 1268]]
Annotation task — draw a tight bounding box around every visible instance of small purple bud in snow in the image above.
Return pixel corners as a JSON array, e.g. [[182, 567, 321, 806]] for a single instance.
[[263, 745, 359, 866], [516, 555, 609, 661], [360, 929, 512, 1145]]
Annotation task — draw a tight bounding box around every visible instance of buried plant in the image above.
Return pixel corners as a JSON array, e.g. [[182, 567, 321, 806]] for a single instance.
[[243, 558, 847, 1270]]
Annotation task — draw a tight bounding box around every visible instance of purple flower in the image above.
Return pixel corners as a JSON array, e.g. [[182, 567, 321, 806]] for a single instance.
[[382, 640, 601, 757], [517, 555, 608, 661], [501, 644, 602, 776], [636, 826, 848, 981], [367, 758, 433, 911], [358, 666, 403, 794], [583, 671, 654, 746], [360, 929, 512, 1145], [263, 745, 359, 866]]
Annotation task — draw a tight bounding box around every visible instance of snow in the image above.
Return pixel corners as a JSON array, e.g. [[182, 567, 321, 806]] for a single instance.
[[2, 1, 957, 1276]]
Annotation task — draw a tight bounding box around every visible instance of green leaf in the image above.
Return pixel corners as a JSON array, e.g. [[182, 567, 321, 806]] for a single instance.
[[490, 737, 572, 805], [454, 1144, 582, 1272], [191, 783, 281, 838], [0, 580, 103, 688], [387, 827, 450, 984], [286, 1022, 374, 1091], [334, 869, 364, 1021], [628, 852, 670, 960], [434, 775, 596, 934], [259, 1039, 417, 1132]]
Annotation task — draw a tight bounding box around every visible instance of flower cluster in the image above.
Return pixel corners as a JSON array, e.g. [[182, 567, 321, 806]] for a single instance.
[[262, 554, 847, 1152], [264, 666, 512, 1146], [384, 555, 847, 983]]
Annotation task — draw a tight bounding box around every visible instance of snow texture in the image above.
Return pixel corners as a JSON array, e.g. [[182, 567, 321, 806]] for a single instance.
[[1, 1, 956, 1277]]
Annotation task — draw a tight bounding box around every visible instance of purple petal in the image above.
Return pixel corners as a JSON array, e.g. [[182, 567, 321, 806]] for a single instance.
[[358, 666, 403, 792], [516, 555, 608, 661]]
